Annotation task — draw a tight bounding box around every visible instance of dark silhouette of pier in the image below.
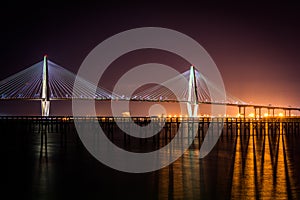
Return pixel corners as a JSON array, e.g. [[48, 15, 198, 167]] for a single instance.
[[1, 116, 299, 160]]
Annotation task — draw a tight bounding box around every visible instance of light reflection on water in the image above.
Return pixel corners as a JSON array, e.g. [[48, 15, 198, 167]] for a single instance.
[[155, 126, 300, 199], [3, 120, 300, 199]]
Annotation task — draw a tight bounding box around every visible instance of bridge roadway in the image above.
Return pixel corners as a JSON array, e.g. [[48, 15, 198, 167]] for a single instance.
[[1, 97, 300, 118]]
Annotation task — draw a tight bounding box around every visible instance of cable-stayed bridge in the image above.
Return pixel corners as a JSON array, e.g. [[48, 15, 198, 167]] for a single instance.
[[0, 56, 299, 117]]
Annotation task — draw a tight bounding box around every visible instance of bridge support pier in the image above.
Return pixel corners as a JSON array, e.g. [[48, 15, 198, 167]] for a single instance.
[[187, 66, 199, 117], [284, 109, 287, 117], [268, 108, 275, 117], [41, 55, 50, 117], [238, 106, 246, 119], [284, 109, 292, 117], [41, 100, 50, 116], [254, 106, 262, 119]]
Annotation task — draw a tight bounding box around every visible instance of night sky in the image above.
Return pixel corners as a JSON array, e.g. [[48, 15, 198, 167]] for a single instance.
[[1, 1, 300, 115]]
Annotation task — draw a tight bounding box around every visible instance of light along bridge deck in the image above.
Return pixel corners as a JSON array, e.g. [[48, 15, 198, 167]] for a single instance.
[[1, 96, 299, 118]]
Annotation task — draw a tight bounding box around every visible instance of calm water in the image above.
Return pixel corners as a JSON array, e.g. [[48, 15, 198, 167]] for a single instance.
[[2, 120, 300, 199]]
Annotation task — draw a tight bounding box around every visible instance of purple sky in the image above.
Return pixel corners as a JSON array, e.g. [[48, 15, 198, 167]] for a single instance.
[[1, 1, 300, 115]]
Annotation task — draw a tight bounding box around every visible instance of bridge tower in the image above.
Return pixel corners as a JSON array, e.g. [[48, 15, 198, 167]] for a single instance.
[[187, 66, 199, 117], [41, 55, 50, 116]]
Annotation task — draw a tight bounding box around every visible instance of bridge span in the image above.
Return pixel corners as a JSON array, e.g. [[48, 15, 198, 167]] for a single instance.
[[0, 55, 299, 118]]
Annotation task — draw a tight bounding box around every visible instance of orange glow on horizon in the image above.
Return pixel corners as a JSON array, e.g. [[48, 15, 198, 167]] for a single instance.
[[248, 113, 255, 118]]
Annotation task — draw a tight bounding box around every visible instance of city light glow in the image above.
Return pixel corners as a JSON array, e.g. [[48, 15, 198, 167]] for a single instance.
[[248, 113, 255, 118]]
